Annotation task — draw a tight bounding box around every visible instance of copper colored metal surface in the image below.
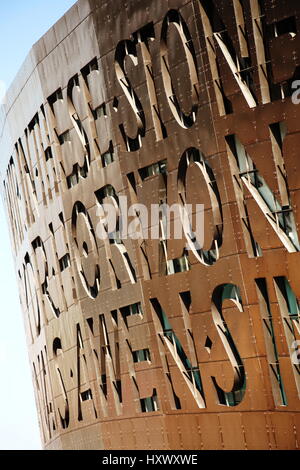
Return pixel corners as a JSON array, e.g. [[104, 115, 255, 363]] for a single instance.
[[1, 0, 300, 449]]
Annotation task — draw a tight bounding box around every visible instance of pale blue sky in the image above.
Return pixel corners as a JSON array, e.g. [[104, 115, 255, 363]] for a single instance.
[[0, 0, 77, 450]]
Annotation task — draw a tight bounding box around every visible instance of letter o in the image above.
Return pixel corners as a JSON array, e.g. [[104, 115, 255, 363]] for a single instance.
[[160, 9, 200, 129], [177, 147, 223, 266], [72, 201, 100, 299]]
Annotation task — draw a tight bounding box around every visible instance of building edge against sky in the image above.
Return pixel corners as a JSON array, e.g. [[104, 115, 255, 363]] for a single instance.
[[1, 0, 300, 449]]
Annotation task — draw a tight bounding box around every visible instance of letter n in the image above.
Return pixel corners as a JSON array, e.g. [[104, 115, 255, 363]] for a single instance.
[[225, 127, 300, 257], [150, 294, 206, 408]]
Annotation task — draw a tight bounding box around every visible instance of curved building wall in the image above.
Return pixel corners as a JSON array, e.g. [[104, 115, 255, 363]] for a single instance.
[[1, 0, 300, 449]]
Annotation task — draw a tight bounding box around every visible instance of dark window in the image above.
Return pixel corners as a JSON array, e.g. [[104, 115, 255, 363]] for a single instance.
[[274, 16, 297, 37], [80, 389, 92, 401], [102, 150, 114, 167], [28, 114, 39, 132], [59, 253, 71, 272], [58, 130, 71, 145], [66, 171, 79, 188], [81, 58, 98, 79], [93, 103, 107, 120], [132, 348, 151, 363], [140, 391, 158, 412], [100, 374, 107, 398], [167, 255, 190, 275], [139, 159, 167, 180], [45, 146, 53, 161], [120, 302, 143, 318], [48, 88, 63, 108]]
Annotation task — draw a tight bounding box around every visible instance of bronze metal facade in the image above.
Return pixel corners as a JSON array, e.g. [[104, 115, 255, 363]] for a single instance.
[[1, 0, 300, 450]]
